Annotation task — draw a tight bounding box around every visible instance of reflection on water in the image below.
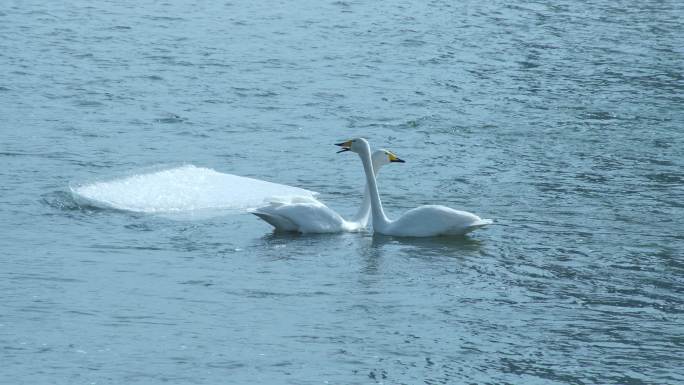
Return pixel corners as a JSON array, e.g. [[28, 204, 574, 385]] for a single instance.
[[370, 233, 483, 255]]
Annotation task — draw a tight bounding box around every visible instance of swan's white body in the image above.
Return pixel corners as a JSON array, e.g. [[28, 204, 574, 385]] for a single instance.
[[348, 138, 492, 237], [251, 150, 398, 233]]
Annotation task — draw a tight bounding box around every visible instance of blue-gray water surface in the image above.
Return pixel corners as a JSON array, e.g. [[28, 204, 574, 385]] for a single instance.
[[1, 1, 683, 384]]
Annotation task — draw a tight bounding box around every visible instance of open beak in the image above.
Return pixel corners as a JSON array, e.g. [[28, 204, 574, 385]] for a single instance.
[[335, 140, 352, 153]]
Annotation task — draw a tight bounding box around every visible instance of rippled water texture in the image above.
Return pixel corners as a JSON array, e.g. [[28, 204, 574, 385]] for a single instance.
[[1, 1, 683, 384]]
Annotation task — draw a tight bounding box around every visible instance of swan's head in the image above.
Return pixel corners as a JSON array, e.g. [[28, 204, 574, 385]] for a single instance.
[[373, 149, 405, 167], [336, 139, 405, 165], [335, 138, 367, 154]]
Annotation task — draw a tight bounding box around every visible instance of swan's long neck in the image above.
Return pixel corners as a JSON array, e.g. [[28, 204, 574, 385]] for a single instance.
[[352, 183, 371, 226], [351, 164, 380, 227], [357, 143, 390, 230]]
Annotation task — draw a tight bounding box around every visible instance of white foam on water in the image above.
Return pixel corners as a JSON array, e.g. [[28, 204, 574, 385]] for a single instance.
[[70, 165, 317, 215]]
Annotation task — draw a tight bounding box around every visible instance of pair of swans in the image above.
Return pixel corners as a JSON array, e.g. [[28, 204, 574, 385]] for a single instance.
[[251, 138, 491, 237], [251, 148, 403, 233]]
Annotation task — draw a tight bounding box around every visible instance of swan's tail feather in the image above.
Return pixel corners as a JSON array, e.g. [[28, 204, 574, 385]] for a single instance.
[[250, 210, 299, 232], [463, 218, 493, 233]]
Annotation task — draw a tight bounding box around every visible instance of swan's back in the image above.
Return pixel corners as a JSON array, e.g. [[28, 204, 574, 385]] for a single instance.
[[385, 205, 491, 237]]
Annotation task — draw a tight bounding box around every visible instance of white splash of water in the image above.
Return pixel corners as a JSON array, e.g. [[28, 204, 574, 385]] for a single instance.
[[70, 165, 317, 215]]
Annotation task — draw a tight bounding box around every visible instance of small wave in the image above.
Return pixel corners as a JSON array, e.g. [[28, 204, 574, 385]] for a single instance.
[[74, 100, 104, 107], [155, 114, 186, 124], [41, 190, 98, 212]]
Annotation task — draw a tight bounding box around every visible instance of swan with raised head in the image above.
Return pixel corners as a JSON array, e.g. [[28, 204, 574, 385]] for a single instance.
[[336, 138, 492, 237], [251, 149, 405, 233]]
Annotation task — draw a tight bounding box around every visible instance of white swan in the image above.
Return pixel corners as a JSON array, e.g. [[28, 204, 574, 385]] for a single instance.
[[336, 138, 492, 237], [250, 149, 405, 233]]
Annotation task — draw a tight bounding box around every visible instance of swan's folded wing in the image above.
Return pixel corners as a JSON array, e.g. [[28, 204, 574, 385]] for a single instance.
[[249, 199, 315, 231], [262, 195, 322, 206], [251, 209, 300, 231], [251, 199, 352, 233]]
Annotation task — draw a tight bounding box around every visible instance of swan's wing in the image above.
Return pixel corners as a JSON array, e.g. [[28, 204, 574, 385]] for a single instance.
[[261, 195, 322, 207], [388, 205, 490, 236], [251, 200, 354, 233], [251, 210, 300, 232], [250, 198, 321, 231]]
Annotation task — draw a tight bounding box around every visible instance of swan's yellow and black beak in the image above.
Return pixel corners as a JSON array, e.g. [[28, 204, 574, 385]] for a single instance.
[[335, 140, 352, 153], [388, 151, 405, 163]]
